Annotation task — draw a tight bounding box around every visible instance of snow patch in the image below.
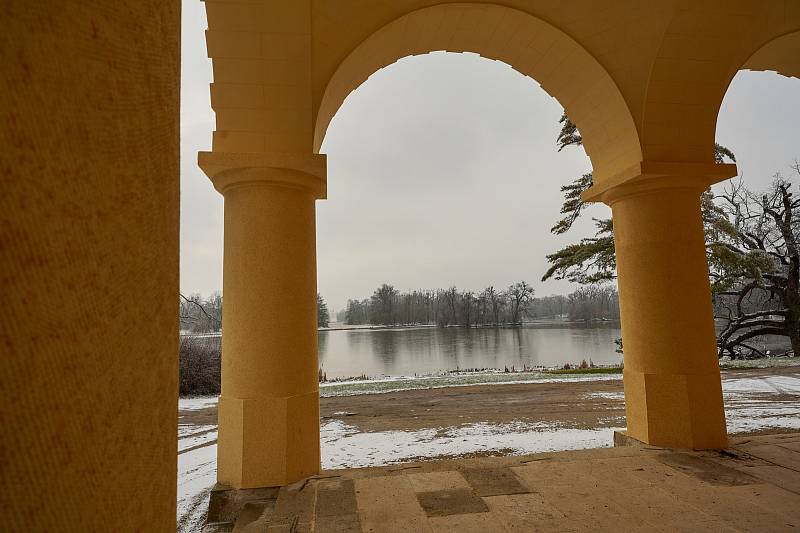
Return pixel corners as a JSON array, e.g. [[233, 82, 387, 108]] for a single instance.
[[583, 392, 625, 401], [177, 443, 216, 533], [178, 426, 217, 453], [321, 420, 621, 470], [179, 396, 218, 411], [722, 376, 800, 395], [725, 402, 800, 433]]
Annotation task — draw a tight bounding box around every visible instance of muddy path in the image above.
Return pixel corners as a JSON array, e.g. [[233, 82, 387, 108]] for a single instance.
[[180, 365, 799, 435]]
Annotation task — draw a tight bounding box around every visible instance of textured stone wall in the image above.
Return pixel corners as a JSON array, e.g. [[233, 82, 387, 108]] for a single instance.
[[1, 1, 180, 530]]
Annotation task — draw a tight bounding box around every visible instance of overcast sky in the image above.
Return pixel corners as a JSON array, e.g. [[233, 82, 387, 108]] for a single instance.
[[180, 1, 799, 313]]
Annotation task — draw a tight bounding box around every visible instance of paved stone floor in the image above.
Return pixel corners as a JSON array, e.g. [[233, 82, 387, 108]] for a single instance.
[[208, 433, 800, 532]]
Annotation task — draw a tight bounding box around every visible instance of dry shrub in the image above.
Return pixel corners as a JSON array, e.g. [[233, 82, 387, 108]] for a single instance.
[[179, 336, 221, 396]]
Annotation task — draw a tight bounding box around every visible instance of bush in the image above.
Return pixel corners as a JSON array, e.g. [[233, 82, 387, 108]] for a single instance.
[[179, 336, 221, 396]]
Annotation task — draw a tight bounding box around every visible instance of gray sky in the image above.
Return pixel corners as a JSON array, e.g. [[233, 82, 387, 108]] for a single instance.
[[180, 1, 799, 313]]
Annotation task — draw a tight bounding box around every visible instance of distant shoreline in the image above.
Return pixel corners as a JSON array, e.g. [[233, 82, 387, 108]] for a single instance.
[[319, 318, 621, 332], [180, 318, 622, 337]]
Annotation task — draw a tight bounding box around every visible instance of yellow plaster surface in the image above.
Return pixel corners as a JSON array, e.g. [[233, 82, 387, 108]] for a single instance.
[[3, 1, 180, 530], [213, 170, 322, 488]]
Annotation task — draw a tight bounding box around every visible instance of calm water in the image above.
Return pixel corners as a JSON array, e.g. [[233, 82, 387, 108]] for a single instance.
[[318, 322, 622, 379]]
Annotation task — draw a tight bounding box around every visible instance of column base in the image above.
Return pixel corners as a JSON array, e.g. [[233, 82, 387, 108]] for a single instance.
[[613, 430, 645, 448], [217, 391, 320, 489], [623, 369, 728, 450], [206, 483, 279, 527]]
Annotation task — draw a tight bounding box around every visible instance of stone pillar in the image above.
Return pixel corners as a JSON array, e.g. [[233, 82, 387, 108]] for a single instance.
[[200, 152, 326, 488], [585, 163, 736, 449]]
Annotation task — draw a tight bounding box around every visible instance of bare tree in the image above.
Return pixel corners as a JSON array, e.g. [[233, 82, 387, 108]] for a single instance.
[[507, 281, 535, 325], [711, 169, 800, 357]]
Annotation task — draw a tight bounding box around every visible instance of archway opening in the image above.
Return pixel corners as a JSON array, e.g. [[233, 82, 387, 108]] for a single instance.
[[711, 61, 800, 433], [316, 50, 626, 470]]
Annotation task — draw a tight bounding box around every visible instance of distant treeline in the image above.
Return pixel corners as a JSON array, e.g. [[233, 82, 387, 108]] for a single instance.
[[180, 291, 331, 332], [335, 283, 619, 327], [180, 292, 223, 333]]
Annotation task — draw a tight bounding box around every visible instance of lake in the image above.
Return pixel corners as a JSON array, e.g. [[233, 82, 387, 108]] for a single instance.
[[318, 321, 622, 379]]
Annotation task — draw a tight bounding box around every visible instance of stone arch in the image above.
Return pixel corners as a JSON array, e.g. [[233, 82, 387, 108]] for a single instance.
[[740, 30, 800, 80], [312, 3, 641, 184], [640, 5, 800, 166]]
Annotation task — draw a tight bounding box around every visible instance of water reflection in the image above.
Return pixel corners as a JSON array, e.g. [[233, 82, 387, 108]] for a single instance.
[[318, 322, 622, 379]]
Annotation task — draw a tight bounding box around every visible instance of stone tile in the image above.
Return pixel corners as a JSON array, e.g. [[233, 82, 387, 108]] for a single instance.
[[428, 511, 510, 533], [416, 488, 488, 517], [355, 475, 432, 532], [651, 479, 797, 531], [462, 467, 530, 496], [484, 492, 565, 530], [316, 478, 358, 517], [232, 501, 272, 533], [724, 483, 800, 523], [542, 486, 651, 530], [315, 514, 361, 533], [658, 453, 760, 486], [512, 460, 617, 496], [407, 471, 470, 493], [742, 464, 800, 494], [208, 485, 279, 525], [607, 487, 724, 532], [624, 455, 704, 488], [778, 441, 800, 453], [267, 483, 316, 531], [745, 443, 800, 470]]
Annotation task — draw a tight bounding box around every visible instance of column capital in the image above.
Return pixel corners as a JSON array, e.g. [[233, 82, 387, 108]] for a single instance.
[[198, 151, 327, 199], [582, 161, 737, 205]]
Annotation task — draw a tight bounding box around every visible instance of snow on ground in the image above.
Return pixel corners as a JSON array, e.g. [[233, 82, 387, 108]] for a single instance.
[[723, 376, 800, 433], [179, 426, 217, 452], [178, 443, 216, 533], [176, 372, 800, 530], [583, 391, 625, 401], [321, 420, 622, 469], [180, 397, 219, 411], [722, 375, 800, 396]]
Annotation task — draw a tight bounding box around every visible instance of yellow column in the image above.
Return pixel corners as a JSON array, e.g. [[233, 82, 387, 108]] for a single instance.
[[588, 163, 736, 449], [200, 153, 326, 488]]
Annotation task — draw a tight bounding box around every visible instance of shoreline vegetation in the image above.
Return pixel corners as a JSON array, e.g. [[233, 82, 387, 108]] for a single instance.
[[318, 317, 618, 332], [316, 356, 799, 385], [317, 359, 621, 383]]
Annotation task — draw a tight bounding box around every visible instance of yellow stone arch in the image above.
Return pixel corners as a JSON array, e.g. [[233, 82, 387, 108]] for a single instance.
[[640, 7, 800, 166], [313, 3, 642, 185], [741, 30, 800, 80]]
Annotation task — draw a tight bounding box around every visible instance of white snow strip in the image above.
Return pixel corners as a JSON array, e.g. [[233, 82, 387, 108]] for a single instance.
[[725, 402, 800, 433], [320, 420, 622, 470], [179, 397, 219, 412], [583, 392, 625, 401], [722, 376, 800, 395]]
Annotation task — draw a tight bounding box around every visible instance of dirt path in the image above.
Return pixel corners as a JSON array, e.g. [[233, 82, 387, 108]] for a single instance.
[[181, 366, 800, 434], [321, 378, 624, 432]]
